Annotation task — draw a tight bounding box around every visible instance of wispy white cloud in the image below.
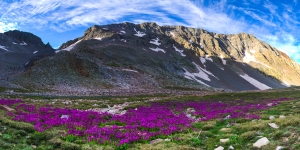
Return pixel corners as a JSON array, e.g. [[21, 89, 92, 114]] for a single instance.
[[263, 0, 278, 14], [0, 0, 299, 62], [0, 22, 17, 33], [250, 0, 261, 4], [242, 10, 276, 26], [0, 0, 244, 33]]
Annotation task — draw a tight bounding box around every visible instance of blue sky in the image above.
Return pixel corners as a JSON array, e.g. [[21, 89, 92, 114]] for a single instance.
[[0, 0, 299, 62]]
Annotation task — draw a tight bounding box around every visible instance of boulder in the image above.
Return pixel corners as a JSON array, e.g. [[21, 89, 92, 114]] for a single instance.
[[224, 115, 231, 120], [0, 105, 15, 111], [220, 138, 229, 143], [279, 115, 285, 118], [150, 139, 164, 145], [214, 146, 224, 150], [253, 137, 270, 148], [220, 128, 231, 132], [276, 146, 283, 150], [268, 123, 279, 129], [60, 115, 69, 119], [165, 138, 171, 142]]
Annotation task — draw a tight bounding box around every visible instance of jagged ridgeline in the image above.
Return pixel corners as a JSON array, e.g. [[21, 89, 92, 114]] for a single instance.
[[0, 30, 55, 88], [5, 22, 300, 91]]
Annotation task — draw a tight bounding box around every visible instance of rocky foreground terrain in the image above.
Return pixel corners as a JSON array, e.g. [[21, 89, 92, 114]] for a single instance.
[[1, 22, 300, 94]]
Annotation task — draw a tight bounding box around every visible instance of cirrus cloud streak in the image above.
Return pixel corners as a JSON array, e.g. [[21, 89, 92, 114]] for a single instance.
[[0, 0, 299, 62]]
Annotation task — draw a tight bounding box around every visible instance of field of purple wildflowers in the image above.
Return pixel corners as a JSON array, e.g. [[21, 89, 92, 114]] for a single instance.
[[0, 96, 294, 149]]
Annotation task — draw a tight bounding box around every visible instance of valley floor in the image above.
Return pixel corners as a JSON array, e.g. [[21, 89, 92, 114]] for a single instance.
[[1, 87, 300, 150]]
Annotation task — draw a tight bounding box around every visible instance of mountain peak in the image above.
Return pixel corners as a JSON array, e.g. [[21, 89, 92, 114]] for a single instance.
[[7, 22, 300, 92]]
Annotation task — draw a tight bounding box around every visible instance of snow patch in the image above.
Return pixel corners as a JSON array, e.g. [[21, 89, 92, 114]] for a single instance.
[[184, 68, 210, 87], [25, 61, 29, 65], [243, 51, 271, 69], [94, 37, 102, 41], [220, 54, 226, 65], [205, 54, 213, 62], [243, 51, 256, 63], [150, 37, 161, 46], [121, 39, 126, 42], [190, 63, 210, 81], [0, 45, 10, 52], [183, 62, 219, 86], [120, 30, 126, 34], [184, 75, 193, 80], [134, 28, 146, 37], [122, 69, 138, 73], [20, 41, 27, 45], [170, 32, 175, 37], [188, 39, 193, 43], [200, 57, 206, 66], [173, 45, 186, 56], [239, 73, 271, 90], [200, 43, 204, 49], [192, 62, 219, 80], [33, 51, 38, 54], [62, 40, 82, 51], [12, 41, 27, 45], [149, 47, 165, 53], [250, 49, 256, 54], [282, 81, 290, 87]]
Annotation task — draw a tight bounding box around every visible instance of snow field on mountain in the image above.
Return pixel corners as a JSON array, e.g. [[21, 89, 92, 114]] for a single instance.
[[134, 28, 146, 37], [149, 47, 165, 53], [150, 38, 161, 46], [243, 51, 271, 69], [0, 45, 10, 51], [62, 40, 82, 51], [239, 73, 271, 90], [173, 45, 186, 56]]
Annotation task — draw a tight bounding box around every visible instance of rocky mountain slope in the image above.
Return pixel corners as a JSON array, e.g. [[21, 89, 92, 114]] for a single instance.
[[0, 30, 55, 88], [7, 22, 300, 92]]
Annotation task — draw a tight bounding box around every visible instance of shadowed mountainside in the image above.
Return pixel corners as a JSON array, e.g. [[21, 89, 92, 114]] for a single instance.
[[6, 22, 300, 93], [0, 30, 55, 88]]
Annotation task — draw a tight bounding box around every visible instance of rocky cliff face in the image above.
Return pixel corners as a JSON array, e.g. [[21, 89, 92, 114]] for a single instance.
[[8, 22, 300, 92], [0, 30, 55, 88]]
